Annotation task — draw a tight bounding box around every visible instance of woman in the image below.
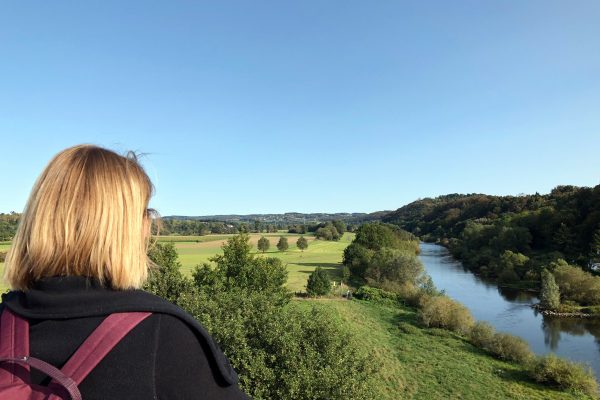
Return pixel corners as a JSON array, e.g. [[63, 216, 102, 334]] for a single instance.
[[1, 144, 250, 399]]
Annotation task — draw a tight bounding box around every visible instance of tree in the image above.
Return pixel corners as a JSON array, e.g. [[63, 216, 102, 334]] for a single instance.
[[540, 269, 560, 310], [144, 241, 193, 304], [306, 267, 331, 296], [276, 237, 289, 252], [296, 236, 308, 252], [257, 236, 270, 253], [341, 265, 350, 284], [591, 229, 600, 259]]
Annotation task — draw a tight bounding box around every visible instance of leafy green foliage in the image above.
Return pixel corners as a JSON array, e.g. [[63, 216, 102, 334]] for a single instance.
[[529, 354, 598, 397], [305, 267, 331, 296], [257, 236, 270, 253], [145, 241, 193, 303], [487, 333, 533, 363], [469, 321, 495, 348], [540, 269, 560, 310], [418, 295, 474, 335], [145, 236, 374, 400], [296, 236, 308, 252], [354, 286, 403, 306], [313, 221, 346, 241], [276, 236, 289, 252], [343, 223, 427, 294], [552, 260, 600, 306], [383, 185, 600, 296], [341, 265, 350, 283]]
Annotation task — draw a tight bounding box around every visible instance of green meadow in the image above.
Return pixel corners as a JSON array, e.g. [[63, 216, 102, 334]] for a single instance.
[[0, 233, 353, 293], [295, 299, 588, 400], [158, 232, 354, 292]]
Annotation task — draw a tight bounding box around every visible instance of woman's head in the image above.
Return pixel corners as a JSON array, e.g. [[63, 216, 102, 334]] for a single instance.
[[5, 144, 156, 290]]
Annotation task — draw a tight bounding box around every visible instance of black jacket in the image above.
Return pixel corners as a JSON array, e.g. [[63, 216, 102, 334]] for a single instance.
[[0, 276, 250, 400]]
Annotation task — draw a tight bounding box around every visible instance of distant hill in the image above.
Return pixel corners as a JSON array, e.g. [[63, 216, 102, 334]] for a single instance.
[[164, 212, 388, 224]]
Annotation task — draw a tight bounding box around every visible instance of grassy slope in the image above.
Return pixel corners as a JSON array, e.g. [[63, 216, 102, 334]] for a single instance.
[[300, 299, 589, 400]]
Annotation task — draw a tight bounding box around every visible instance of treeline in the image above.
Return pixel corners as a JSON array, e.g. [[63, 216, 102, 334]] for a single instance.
[[144, 236, 374, 399], [289, 220, 350, 241], [383, 186, 600, 291], [159, 219, 280, 235], [0, 212, 19, 241], [160, 218, 353, 237], [347, 223, 598, 397]]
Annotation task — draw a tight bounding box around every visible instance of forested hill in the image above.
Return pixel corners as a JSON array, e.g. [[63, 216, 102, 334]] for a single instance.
[[382, 185, 600, 283], [165, 212, 387, 224]]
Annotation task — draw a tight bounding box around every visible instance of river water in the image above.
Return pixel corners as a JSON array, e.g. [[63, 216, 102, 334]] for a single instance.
[[419, 242, 600, 378]]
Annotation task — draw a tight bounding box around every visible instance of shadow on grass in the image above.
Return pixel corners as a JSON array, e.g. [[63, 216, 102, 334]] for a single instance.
[[293, 262, 341, 269]]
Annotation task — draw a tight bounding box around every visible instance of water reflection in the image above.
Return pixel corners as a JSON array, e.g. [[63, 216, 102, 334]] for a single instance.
[[419, 242, 600, 376]]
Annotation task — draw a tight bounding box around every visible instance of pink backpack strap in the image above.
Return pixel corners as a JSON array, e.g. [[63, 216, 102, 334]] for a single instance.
[[0, 308, 30, 383], [59, 312, 151, 384]]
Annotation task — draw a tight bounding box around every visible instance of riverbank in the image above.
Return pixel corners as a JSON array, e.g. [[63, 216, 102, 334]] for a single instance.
[[419, 242, 600, 382], [307, 299, 590, 399]]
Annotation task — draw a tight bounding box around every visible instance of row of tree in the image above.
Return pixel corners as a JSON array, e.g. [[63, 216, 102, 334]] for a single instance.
[[256, 236, 308, 253]]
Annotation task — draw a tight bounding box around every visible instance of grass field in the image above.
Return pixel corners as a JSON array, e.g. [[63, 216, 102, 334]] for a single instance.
[[295, 299, 590, 400], [158, 232, 354, 292], [0, 232, 353, 293]]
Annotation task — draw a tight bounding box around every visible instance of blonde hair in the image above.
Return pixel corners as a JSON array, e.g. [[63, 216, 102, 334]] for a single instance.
[[5, 144, 157, 290]]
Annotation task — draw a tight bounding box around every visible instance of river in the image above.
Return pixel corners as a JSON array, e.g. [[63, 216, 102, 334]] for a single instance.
[[419, 242, 600, 378]]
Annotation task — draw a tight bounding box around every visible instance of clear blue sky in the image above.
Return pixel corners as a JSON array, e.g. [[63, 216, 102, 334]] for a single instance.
[[1, 1, 599, 215]]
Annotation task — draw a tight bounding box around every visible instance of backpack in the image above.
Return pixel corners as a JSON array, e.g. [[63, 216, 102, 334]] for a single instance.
[[0, 308, 151, 399]]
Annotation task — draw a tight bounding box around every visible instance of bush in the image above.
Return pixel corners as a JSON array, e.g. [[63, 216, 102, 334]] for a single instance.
[[0, 251, 6, 263], [469, 321, 495, 349], [488, 333, 532, 363], [354, 286, 401, 305], [419, 296, 474, 335], [529, 354, 598, 397], [306, 267, 331, 297]]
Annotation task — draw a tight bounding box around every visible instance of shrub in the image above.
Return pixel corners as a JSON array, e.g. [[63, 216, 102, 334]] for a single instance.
[[552, 260, 600, 306], [488, 333, 532, 363], [354, 286, 401, 305], [306, 267, 332, 296], [419, 296, 474, 335], [469, 321, 495, 349], [529, 354, 598, 397], [0, 251, 6, 263]]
